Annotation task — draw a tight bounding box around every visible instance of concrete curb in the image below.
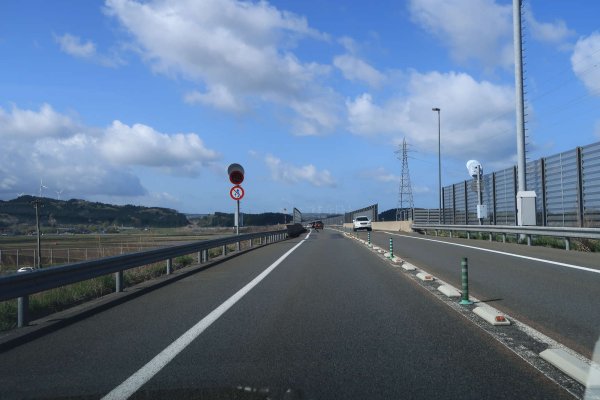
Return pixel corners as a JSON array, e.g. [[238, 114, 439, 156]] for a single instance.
[[473, 306, 511, 326], [540, 348, 592, 386], [438, 284, 461, 298]]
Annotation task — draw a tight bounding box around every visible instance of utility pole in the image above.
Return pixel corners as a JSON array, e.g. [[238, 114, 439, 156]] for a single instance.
[[32, 199, 42, 269], [514, 0, 526, 194]]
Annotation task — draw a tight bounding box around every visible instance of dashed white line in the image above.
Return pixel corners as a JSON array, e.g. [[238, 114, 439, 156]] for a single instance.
[[387, 232, 600, 275], [102, 231, 311, 400]]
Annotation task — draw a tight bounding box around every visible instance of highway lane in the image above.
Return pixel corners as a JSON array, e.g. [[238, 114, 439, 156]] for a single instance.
[[0, 230, 574, 399], [361, 229, 600, 358]]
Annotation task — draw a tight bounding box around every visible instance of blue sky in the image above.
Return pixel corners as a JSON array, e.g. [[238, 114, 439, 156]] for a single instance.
[[1, 0, 599, 215]]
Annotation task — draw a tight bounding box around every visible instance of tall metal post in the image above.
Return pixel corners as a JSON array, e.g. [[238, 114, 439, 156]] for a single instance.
[[33, 200, 42, 269], [433, 108, 442, 223], [235, 200, 240, 251], [514, 0, 527, 195], [477, 166, 483, 225]]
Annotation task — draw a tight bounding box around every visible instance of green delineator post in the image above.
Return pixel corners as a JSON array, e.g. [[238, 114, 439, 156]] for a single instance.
[[460, 257, 473, 305], [389, 238, 393, 258], [368, 231, 371, 246]]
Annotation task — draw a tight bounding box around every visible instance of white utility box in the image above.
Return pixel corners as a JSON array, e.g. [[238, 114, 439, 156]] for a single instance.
[[477, 204, 488, 219], [517, 191, 537, 226]]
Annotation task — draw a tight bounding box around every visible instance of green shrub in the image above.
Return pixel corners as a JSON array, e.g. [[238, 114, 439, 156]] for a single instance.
[[175, 255, 194, 268]]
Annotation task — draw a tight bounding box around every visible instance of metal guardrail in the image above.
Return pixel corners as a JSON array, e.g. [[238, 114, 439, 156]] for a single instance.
[[412, 223, 600, 250], [0, 229, 288, 327]]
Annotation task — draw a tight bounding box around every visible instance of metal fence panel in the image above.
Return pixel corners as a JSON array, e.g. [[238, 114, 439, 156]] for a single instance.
[[494, 167, 516, 225], [443, 185, 454, 224], [454, 183, 466, 224], [544, 150, 578, 227], [345, 204, 378, 223], [582, 142, 600, 227], [526, 159, 545, 225]]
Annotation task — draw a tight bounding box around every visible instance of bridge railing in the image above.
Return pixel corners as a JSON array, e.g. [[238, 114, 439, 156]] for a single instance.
[[412, 223, 600, 250], [0, 229, 288, 327]]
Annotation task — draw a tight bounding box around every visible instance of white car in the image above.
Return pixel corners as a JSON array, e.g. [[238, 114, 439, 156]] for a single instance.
[[353, 216, 372, 231]]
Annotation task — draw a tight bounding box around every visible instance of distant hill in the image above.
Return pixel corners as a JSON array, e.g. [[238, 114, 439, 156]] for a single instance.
[[0, 196, 189, 229], [190, 212, 291, 227]]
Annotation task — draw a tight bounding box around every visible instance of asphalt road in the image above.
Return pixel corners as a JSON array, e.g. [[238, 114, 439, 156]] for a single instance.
[[0, 230, 575, 399], [360, 229, 600, 358]]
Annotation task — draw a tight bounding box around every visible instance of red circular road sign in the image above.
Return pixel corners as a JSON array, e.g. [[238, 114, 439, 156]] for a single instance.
[[230, 185, 245, 201]]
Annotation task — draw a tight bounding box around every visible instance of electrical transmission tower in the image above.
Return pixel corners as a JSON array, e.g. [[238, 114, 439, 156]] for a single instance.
[[395, 138, 414, 221]]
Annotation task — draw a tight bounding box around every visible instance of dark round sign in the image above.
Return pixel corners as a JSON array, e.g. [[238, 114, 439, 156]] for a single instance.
[[229, 170, 244, 185], [228, 163, 245, 185]]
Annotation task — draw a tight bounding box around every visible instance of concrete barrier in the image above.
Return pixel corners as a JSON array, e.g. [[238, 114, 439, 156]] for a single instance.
[[342, 221, 412, 232], [286, 223, 307, 238]]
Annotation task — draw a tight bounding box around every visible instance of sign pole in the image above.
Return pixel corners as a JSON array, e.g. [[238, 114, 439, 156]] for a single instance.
[[236, 199, 240, 235]]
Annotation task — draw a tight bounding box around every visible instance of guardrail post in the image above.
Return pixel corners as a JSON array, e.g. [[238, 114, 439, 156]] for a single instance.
[[203, 249, 208, 263], [197, 251, 201, 264], [166, 258, 172, 275], [115, 271, 123, 292], [249, 238, 253, 248], [459, 257, 473, 305], [565, 237, 571, 251], [18, 296, 29, 327], [389, 238, 394, 259]]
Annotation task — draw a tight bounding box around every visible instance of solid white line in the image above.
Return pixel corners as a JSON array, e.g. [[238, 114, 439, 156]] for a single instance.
[[102, 232, 311, 400], [388, 232, 600, 274]]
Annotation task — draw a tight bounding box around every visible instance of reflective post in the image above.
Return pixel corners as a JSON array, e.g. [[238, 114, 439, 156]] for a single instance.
[[115, 271, 123, 292], [459, 257, 473, 305], [367, 231, 371, 247], [18, 296, 29, 327], [166, 258, 172, 275], [389, 238, 394, 259]]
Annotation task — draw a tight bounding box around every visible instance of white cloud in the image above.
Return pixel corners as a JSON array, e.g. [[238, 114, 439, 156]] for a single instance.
[[105, 0, 338, 134], [184, 85, 246, 113], [360, 167, 399, 183], [265, 155, 335, 187], [524, 5, 575, 49], [100, 121, 220, 171], [346, 71, 515, 162], [55, 33, 96, 58], [409, 0, 513, 69], [334, 54, 385, 88], [0, 103, 79, 138], [0, 104, 221, 199], [54, 33, 123, 67], [571, 32, 600, 94]]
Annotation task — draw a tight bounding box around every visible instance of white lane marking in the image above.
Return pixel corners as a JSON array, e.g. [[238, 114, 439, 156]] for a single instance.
[[102, 232, 311, 400], [386, 232, 600, 274]]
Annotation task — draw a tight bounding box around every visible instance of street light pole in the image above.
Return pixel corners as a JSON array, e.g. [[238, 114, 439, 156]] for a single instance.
[[432, 107, 441, 224]]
